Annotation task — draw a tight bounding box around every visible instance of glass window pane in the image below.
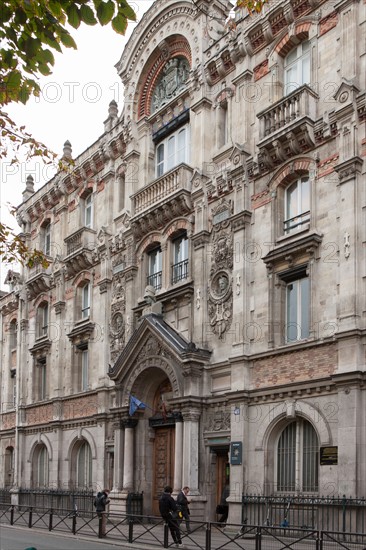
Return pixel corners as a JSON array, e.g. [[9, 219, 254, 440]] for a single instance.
[[301, 178, 310, 213], [286, 282, 299, 342], [167, 135, 175, 170], [82, 284, 90, 318], [302, 40, 310, 53], [157, 143, 164, 177], [177, 128, 186, 164], [302, 421, 319, 491], [300, 277, 310, 338], [85, 195, 92, 228], [44, 225, 51, 255], [82, 350, 88, 391], [302, 54, 310, 85], [277, 422, 296, 491], [40, 365, 46, 400], [174, 236, 188, 263], [286, 182, 298, 220], [42, 304, 48, 335]]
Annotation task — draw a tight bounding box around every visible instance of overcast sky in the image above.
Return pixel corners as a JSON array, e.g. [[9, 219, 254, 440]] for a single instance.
[[0, 0, 152, 289]]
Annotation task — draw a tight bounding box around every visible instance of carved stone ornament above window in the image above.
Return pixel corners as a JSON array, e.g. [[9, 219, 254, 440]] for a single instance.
[[151, 57, 190, 114]]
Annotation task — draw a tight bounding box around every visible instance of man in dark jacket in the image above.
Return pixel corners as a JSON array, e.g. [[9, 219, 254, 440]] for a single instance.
[[94, 489, 110, 536], [177, 486, 191, 533], [159, 486, 183, 548]]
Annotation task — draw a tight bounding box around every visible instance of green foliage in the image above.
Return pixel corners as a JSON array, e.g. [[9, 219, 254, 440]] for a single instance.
[[0, 221, 49, 268], [236, 0, 268, 14], [0, 0, 137, 270], [0, 0, 137, 108]]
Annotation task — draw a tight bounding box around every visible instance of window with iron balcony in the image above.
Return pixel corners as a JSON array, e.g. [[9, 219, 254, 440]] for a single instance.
[[171, 233, 188, 284], [147, 246, 162, 290], [284, 177, 310, 234]]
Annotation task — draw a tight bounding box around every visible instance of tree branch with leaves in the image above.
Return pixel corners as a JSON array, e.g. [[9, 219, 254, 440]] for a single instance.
[[0, 0, 137, 269]]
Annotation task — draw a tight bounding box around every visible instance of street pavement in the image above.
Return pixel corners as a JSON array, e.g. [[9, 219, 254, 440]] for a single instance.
[[0, 525, 121, 550]]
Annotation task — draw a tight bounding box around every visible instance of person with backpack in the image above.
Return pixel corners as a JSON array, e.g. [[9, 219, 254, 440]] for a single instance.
[[159, 486, 183, 548], [94, 488, 110, 537]]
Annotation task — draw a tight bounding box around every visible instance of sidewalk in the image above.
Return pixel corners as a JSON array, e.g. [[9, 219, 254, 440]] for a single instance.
[[1, 519, 257, 550]]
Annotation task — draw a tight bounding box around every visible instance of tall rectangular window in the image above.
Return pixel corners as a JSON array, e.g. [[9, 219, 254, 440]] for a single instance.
[[284, 177, 310, 234], [37, 359, 47, 401], [284, 41, 310, 95], [286, 276, 310, 342], [172, 234, 189, 284], [217, 101, 228, 149], [84, 194, 93, 228], [81, 283, 90, 319], [41, 303, 49, 336], [37, 303, 49, 338], [81, 349, 89, 391], [147, 247, 162, 290], [155, 125, 189, 177], [44, 223, 51, 256]]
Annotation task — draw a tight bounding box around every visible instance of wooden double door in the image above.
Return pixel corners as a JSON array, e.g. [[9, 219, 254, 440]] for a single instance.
[[152, 425, 175, 515]]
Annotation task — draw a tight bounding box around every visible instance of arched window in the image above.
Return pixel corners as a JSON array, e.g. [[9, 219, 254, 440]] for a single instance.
[[33, 444, 49, 488], [277, 419, 318, 492], [284, 177, 310, 234], [76, 441, 92, 489], [284, 41, 310, 95]]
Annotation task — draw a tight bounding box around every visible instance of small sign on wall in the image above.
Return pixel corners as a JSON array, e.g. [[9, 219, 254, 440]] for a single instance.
[[230, 441, 242, 465], [320, 446, 338, 465]]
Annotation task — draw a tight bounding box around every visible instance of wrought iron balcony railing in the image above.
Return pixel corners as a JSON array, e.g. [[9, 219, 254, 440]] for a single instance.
[[171, 259, 189, 284]]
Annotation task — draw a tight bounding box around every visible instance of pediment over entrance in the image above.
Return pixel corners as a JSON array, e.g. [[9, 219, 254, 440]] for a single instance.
[[108, 313, 211, 403]]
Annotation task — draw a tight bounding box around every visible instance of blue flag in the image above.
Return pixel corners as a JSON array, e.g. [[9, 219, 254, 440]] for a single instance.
[[129, 395, 147, 416]]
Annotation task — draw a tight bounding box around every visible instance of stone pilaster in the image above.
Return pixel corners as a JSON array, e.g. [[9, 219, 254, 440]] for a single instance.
[[173, 415, 183, 492], [182, 409, 201, 493], [112, 420, 124, 492], [122, 418, 138, 491]]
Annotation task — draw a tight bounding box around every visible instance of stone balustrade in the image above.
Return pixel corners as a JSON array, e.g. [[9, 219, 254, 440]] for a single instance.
[[132, 163, 193, 216], [257, 84, 318, 141]]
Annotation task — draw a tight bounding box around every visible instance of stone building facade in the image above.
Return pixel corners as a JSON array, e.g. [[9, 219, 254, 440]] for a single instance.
[[1, 0, 365, 523]]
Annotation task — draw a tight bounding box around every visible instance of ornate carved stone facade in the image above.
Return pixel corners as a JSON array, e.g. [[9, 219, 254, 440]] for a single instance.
[[0, 0, 365, 526]]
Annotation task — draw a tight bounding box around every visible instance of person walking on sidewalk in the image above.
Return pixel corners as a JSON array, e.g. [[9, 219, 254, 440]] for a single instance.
[[177, 486, 191, 533], [159, 486, 183, 548], [94, 488, 110, 537]]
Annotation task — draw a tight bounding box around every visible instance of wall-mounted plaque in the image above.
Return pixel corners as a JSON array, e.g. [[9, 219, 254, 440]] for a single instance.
[[230, 441, 242, 465], [320, 446, 338, 465]]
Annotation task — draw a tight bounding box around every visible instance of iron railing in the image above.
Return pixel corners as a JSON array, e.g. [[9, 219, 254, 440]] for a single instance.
[[127, 492, 143, 522], [147, 271, 162, 290], [18, 488, 94, 513], [0, 489, 11, 504], [171, 260, 189, 284], [1, 505, 366, 550], [242, 494, 366, 533]]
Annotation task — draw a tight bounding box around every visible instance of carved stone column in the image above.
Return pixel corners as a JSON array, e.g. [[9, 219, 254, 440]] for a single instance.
[[112, 420, 124, 492], [122, 418, 138, 491], [182, 408, 201, 493], [173, 414, 183, 492]]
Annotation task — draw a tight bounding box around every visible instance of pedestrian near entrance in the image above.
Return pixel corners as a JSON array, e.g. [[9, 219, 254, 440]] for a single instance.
[[159, 486, 183, 548], [177, 486, 191, 533], [94, 488, 110, 537]]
